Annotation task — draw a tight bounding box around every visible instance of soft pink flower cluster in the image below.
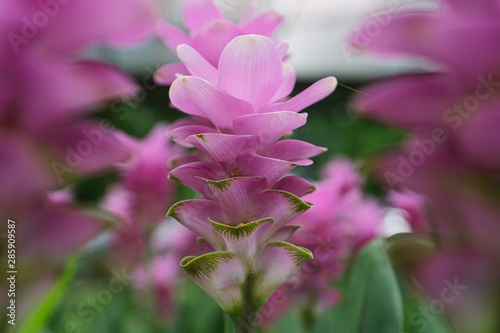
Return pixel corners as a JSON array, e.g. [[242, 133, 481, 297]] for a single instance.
[[102, 124, 184, 266], [155, 0, 286, 85], [258, 159, 383, 326], [156, 0, 337, 326], [0, 0, 156, 262], [351, 0, 500, 328], [134, 220, 199, 319]]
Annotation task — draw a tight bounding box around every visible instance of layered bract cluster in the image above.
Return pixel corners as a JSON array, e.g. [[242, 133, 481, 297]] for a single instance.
[[163, 28, 337, 318]]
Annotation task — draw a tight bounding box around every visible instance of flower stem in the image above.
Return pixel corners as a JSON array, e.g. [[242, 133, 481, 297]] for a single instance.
[[233, 274, 258, 333]]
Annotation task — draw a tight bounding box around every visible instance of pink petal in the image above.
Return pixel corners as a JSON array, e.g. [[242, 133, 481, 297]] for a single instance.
[[271, 64, 296, 102], [236, 154, 298, 186], [35, 0, 157, 53], [192, 21, 246, 67], [181, 252, 247, 314], [22, 203, 102, 257], [218, 35, 283, 109], [205, 177, 267, 222], [242, 11, 285, 36], [0, 134, 54, 215], [197, 237, 216, 253], [250, 190, 312, 233], [252, 241, 313, 304], [354, 73, 456, 128], [155, 63, 189, 86], [177, 44, 218, 84], [167, 199, 227, 248], [277, 40, 290, 60], [170, 76, 254, 130], [233, 111, 307, 145], [273, 176, 316, 197], [156, 21, 191, 52], [210, 218, 274, 261], [182, 0, 224, 31], [169, 161, 228, 198], [457, 110, 500, 168], [265, 139, 327, 161], [167, 124, 217, 147], [47, 121, 130, 175], [260, 77, 337, 113], [184, 133, 260, 165], [268, 226, 301, 242]]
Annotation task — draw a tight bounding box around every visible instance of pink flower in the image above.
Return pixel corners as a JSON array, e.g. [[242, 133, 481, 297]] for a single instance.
[[351, 2, 500, 327], [1, 0, 157, 133], [164, 34, 337, 329], [115, 124, 183, 225], [351, 0, 500, 170], [389, 189, 429, 233], [0, 0, 158, 291], [257, 159, 384, 325], [155, 0, 285, 84], [101, 125, 183, 266], [134, 221, 199, 319], [166, 35, 336, 168]]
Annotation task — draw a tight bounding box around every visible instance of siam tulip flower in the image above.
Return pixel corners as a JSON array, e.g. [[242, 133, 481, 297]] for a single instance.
[[165, 34, 337, 332], [257, 159, 384, 327], [155, 0, 286, 85], [350, 0, 500, 330], [166, 35, 337, 165]]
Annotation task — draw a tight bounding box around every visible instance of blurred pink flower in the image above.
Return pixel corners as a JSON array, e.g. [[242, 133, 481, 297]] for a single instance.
[[115, 124, 183, 225], [258, 158, 384, 325], [351, 0, 500, 170], [389, 189, 429, 233], [134, 221, 199, 319], [155, 0, 286, 84], [351, 1, 500, 328], [102, 124, 183, 266]]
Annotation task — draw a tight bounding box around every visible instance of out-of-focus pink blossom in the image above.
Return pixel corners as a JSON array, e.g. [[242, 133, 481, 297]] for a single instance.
[[134, 220, 199, 319], [389, 189, 429, 233], [155, 0, 286, 84], [351, 0, 500, 329], [351, 0, 500, 170], [258, 159, 383, 326], [102, 125, 182, 266], [115, 124, 183, 225]]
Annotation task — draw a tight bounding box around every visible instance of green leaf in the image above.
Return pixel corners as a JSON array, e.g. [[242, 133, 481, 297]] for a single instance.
[[14, 257, 77, 333], [340, 238, 403, 333]]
